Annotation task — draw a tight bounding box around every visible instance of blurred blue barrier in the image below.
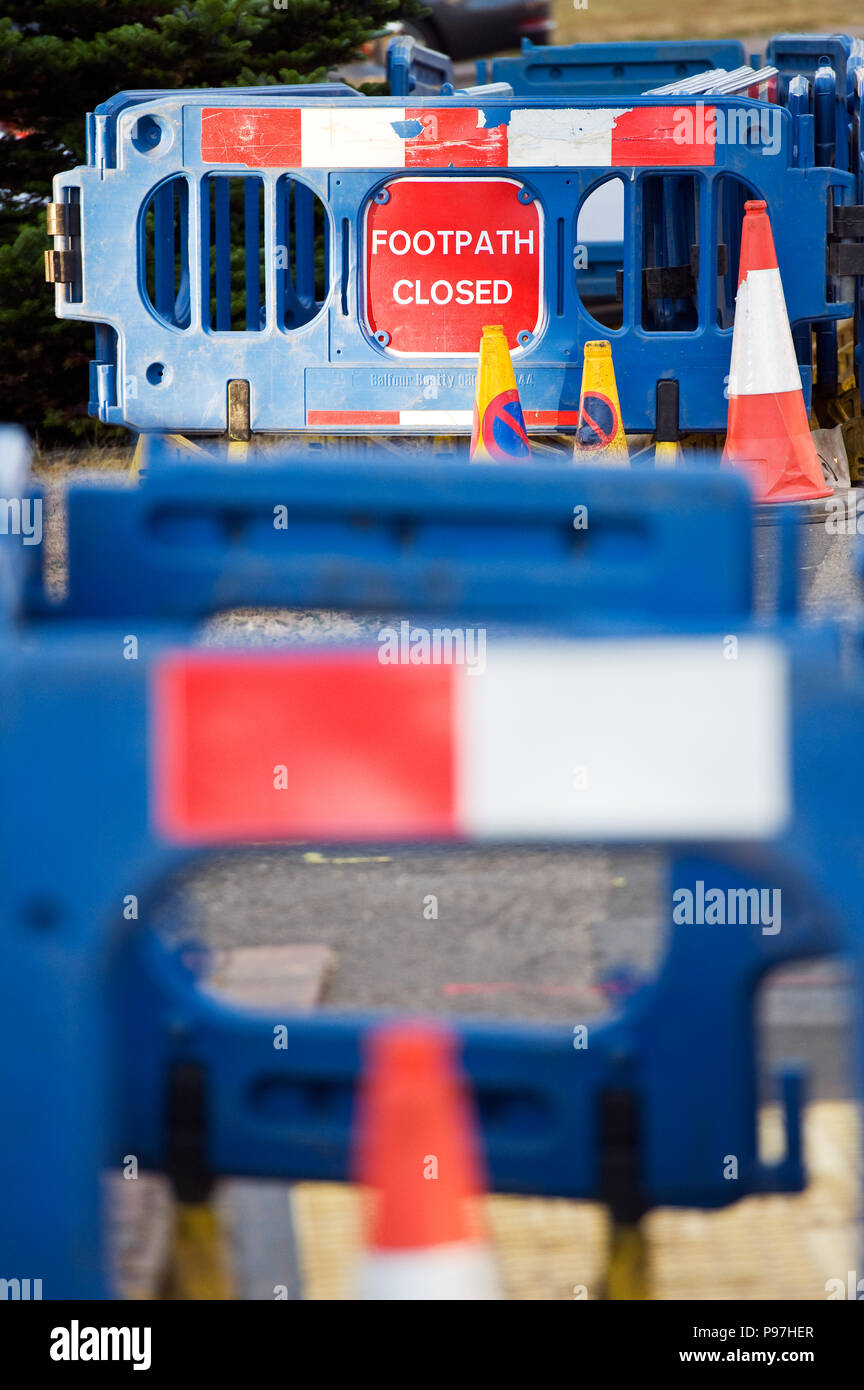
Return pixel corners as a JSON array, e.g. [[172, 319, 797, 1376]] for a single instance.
[[0, 427, 860, 1296]]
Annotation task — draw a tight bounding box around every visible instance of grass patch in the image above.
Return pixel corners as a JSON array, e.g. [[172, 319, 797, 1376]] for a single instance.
[[33, 440, 134, 475]]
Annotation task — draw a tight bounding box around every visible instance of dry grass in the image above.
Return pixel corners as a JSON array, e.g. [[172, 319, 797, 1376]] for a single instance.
[[33, 440, 133, 475], [552, 0, 863, 45]]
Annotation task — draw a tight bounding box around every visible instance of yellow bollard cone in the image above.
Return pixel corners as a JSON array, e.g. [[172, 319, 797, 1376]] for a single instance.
[[469, 325, 531, 464], [573, 341, 629, 466]]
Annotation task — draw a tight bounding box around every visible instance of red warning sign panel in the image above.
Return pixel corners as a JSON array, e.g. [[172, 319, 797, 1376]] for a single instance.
[[365, 177, 543, 356]]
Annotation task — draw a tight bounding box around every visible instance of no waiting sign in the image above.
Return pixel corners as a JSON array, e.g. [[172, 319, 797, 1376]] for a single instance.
[[365, 177, 543, 356]]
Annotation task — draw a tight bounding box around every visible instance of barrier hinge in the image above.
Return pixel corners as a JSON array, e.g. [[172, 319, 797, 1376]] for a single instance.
[[826, 242, 864, 276], [643, 264, 695, 300], [46, 202, 80, 238], [599, 1087, 645, 1222], [639, 244, 727, 302], [831, 205, 864, 238], [44, 250, 80, 284], [165, 1062, 213, 1203], [45, 202, 81, 285]]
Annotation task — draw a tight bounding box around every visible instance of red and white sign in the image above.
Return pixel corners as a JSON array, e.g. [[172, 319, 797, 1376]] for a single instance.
[[151, 640, 788, 846], [200, 105, 716, 171], [364, 177, 543, 356]]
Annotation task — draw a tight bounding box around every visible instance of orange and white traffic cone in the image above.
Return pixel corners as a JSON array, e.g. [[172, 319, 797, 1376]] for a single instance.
[[470, 325, 531, 463], [723, 200, 831, 503], [354, 1023, 501, 1300]]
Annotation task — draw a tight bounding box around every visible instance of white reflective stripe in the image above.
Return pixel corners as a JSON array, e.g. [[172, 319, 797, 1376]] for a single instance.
[[300, 107, 407, 168], [728, 267, 802, 397], [357, 1243, 501, 1300], [504, 107, 618, 166], [400, 410, 474, 427], [457, 638, 789, 840]]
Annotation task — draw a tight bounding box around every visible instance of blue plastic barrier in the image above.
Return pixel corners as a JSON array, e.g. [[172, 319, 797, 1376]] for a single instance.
[[46, 36, 864, 439], [0, 427, 860, 1296], [386, 34, 454, 97], [767, 33, 864, 168], [482, 37, 748, 97], [57, 450, 754, 623]]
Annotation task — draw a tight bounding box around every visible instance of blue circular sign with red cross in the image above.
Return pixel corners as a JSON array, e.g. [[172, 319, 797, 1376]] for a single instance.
[[577, 390, 619, 448], [481, 388, 530, 461]]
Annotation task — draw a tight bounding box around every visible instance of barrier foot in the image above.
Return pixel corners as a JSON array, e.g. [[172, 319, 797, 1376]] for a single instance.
[[158, 1200, 234, 1300], [130, 434, 147, 478], [166, 433, 217, 459], [654, 440, 681, 468], [227, 379, 250, 462], [601, 1218, 649, 1300], [133, 432, 225, 477], [654, 380, 680, 468]]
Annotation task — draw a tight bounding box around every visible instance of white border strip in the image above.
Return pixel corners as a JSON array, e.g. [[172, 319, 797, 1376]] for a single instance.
[[504, 107, 620, 167], [301, 107, 408, 168]]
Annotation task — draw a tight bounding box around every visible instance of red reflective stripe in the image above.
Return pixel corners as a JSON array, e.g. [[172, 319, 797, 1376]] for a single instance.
[[611, 106, 715, 166], [201, 108, 301, 167], [153, 653, 458, 843], [525, 410, 581, 427], [404, 107, 508, 167], [198, 104, 716, 170], [307, 410, 400, 426]]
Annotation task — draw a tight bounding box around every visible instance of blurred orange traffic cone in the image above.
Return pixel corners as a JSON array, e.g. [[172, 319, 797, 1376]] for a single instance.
[[354, 1023, 501, 1300], [723, 200, 831, 503], [470, 325, 531, 463]]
